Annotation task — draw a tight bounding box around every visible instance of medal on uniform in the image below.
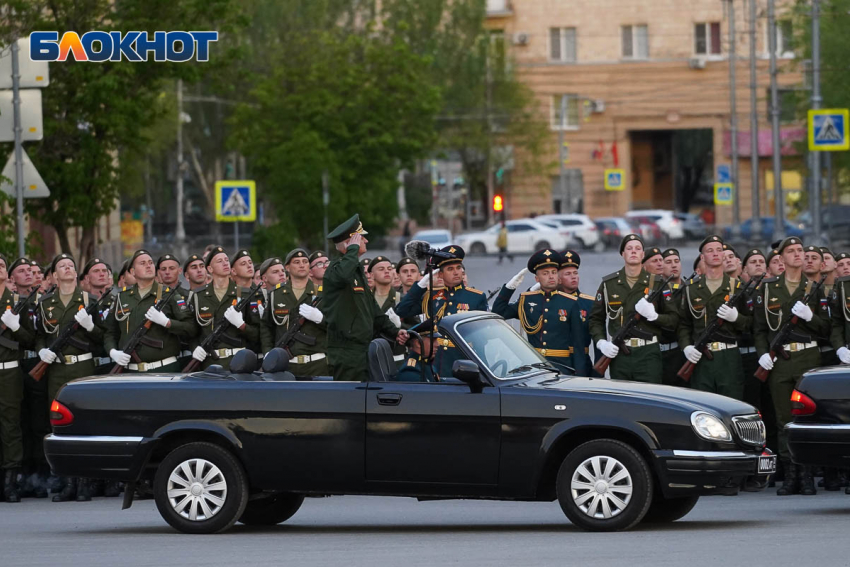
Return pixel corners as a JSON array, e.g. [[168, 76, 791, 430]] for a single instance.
[[558, 309, 567, 322]]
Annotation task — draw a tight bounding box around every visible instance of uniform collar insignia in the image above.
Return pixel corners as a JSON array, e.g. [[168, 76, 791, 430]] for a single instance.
[[277, 303, 284, 307]]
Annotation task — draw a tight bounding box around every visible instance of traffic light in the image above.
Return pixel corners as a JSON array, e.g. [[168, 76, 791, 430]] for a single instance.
[[493, 194, 504, 212]]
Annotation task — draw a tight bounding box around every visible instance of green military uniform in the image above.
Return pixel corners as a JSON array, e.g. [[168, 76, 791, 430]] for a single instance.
[[324, 215, 401, 381], [191, 280, 261, 371], [829, 275, 850, 355], [260, 279, 328, 377], [370, 256, 408, 365], [677, 273, 750, 399], [104, 281, 196, 372], [659, 279, 688, 388]]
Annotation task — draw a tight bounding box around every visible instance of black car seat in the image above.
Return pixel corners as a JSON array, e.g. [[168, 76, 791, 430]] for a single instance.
[[368, 338, 397, 382], [261, 348, 296, 381], [230, 349, 262, 381]]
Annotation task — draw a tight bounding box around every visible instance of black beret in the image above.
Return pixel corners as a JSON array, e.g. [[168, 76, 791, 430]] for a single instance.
[[699, 235, 724, 252], [259, 257, 282, 277], [803, 245, 823, 258], [204, 246, 227, 267], [308, 251, 328, 265], [643, 247, 662, 262], [777, 237, 803, 253], [693, 256, 701, 271], [836, 252, 850, 262], [284, 248, 308, 266], [81, 257, 108, 278], [742, 248, 766, 265], [396, 257, 418, 270], [327, 214, 368, 244], [230, 249, 251, 265], [619, 234, 644, 254], [183, 254, 203, 273], [368, 256, 392, 272], [528, 249, 563, 273], [50, 253, 75, 274], [722, 243, 739, 258], [820, 246, 833, 258], [156, 254, 180, 271], [8, 257, 30, 273], [767, 249, 781, 262], [29, 259, 40, 270], [561, 249, 581, 268], [662, 248, 680, 259], [360, 257, 372, 269], [129, 249, 153, 270]]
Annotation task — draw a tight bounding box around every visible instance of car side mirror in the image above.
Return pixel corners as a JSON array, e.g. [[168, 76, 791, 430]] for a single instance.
[[452, 360, 484, 392]]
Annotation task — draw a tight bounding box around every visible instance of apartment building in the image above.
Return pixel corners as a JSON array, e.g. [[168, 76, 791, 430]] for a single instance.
[[485, 0, 804, 225]]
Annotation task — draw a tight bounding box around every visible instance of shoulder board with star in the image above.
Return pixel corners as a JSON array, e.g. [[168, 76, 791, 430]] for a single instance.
[[465, 287, 484, 295], [554, 291, 577, 300], [602, 271, 619, 282], [579, 293, 595, 300]]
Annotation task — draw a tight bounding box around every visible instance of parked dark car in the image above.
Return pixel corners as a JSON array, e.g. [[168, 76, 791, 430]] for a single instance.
[[723, 217, 804, 243], [786, 367, 850, 469], [595, 217, 631, 250], [627, 217, 666, 246], [674, 212, 708, 241], [46, 312, 772, 534]]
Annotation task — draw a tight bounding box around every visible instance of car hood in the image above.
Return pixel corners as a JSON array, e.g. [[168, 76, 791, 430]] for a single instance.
[[517, 376, 757, 417]]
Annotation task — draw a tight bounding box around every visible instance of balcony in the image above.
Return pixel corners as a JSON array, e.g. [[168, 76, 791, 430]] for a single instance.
[[486, 0, 513, 18]]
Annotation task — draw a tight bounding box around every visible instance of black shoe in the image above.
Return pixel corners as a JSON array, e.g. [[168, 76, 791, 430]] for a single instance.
[[76, 479, 92, 502], [52, 478, 76, 502], [3, 469, 21, 503], [103, 481, 122, 498], [777, 462, 800, 496], [824, 468, 842, 491], [800, 467, 817, 496]]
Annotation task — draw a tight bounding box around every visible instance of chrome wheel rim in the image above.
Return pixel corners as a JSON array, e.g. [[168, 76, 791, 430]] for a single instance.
[[167, 458, 227, 521], [571, 455, 633, 519]]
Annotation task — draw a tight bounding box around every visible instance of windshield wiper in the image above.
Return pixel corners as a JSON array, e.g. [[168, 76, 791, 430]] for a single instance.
[[507, 362, 562, 375]]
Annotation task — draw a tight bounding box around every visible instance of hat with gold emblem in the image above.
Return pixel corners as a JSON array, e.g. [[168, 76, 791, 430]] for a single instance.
[[284, 248, 308, 266], [436, 245, 465, 269], [699, 234, 724, 252], [619, 233, 644, 254], [527, 249, 563, 273], [560, 249, 581, 269], [327, 214, 368, 244]]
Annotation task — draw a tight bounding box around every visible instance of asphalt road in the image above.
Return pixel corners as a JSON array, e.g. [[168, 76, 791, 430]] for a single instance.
[[2, 491, 849, 567]]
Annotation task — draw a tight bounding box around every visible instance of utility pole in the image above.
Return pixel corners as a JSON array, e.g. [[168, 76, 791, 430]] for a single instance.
[[10, 41, 25, 257], [322, 171, 330, 255], [728, 0, 741, 238], [767, 0, 785, 243], [175, 79, 187, 258], [485, 58, 495, 225], [748, 0, 761, 239], [559, 95, 568, 213], [810, 0, 823, 245]]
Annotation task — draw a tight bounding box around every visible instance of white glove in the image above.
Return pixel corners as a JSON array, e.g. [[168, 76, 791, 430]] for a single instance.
[[837, 346, 850, 365], [74, 309, 95, 332], [224, 306, 245, 328], [109, 348, 131, 367], [684, 345, 703, 364], [192, 346, 208, 362], [299, 303, 323, 324], [38, 348, 57, 364], [417, 273, 431, 289], [1, 310, 20, 332], [506, 268, 528, 290], [758, 353, 774, 371], [717, 304, 739, 323], [529, 282, 541, 292], [145, 306, 170, 328], [386, 307, 401, 328], [257, 303, 265, 318], [791, 301, 813, 322], [634, 298, 658, 321], [597, 339, 619, 359]]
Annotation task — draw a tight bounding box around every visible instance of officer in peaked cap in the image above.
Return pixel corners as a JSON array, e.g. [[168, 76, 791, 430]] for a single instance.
[[396, 319, 441, 382], [493, 249, 588, 375]]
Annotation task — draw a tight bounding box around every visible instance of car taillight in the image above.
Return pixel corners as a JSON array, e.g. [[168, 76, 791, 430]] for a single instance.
[[790, 390, 816, 416], [50, 400, 74, 427], [588, 225, 597, 231]]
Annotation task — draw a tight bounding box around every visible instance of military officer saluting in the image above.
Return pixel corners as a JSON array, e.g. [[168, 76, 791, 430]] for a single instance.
[[186, 246, 262, 370], [396, 244, 487, 376], [589, 234, 679, 383], [397, 319, 441, 382], [104, 249, 196, 373], [494, 249, 588, 375], [260, 249, 328, 377]]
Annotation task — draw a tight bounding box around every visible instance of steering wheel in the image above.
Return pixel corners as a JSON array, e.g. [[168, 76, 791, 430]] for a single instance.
[[490, 359, 508, 377]]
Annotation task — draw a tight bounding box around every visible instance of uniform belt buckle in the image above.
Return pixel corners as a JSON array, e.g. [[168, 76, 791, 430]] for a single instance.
[[67, 355, 77, 364], [788, 343, 799, 352]]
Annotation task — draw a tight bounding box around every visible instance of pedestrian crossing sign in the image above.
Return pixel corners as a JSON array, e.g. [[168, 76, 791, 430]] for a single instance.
[[714, 183, 733, 205], [808, 109, 849, 151], [215, 180, 256, 222], [604, 169, 625, 191]]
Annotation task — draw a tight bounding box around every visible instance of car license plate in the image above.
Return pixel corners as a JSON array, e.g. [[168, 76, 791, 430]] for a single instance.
[[758, 454, 777, 474]]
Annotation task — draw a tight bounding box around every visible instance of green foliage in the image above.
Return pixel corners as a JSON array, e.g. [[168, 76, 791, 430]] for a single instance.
[[0, 195, 43, 260], [251, 220, 300, 261]]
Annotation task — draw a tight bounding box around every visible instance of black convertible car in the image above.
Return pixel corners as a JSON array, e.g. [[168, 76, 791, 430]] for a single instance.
[[45, 311, 773, 534], [786, 367, 850, 469]]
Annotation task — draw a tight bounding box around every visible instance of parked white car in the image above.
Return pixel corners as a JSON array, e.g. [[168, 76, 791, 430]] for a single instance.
[[536, 214, 601, 250], [625, 209, 685, 240], [411, 229, 453, 247], [455, 219, 568, 255]]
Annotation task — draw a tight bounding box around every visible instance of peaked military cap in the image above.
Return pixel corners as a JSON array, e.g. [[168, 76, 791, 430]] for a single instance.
[[8, 257, 30, 274], [436, 245, 464, 269], [230, 249, 252, 265], [742, 248, 766, 265], [619, 234, 644, 254], [560, 249, 581, 269], [408, 318, 442, 339], [308, 250, 328, 265], [698, 234, 724, 252], [820, 246, 833, 258], [284, 248, 308, 266], [527, 249, 562, 273], [204, 246, 227, 267], [368, 256, 392, 272], [643, 247, 662, 262], [396, 257, 418, 270], [803, 245, 823, 258], [662, 248, 680, 259], [777, 237, 803, 253], [50, 253, 76, 274], [129, 249, 153, 270], [156, 254, 179, 271], [81, 257, 108, 278], [183, 254, 203, 273], [259, 257, 282, 276], [327, 213, 368, 244]]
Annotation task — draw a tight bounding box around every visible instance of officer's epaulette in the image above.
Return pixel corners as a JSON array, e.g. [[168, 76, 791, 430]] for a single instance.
[[465, 287, 484, 295], [602, 271, 619, 282], [317, 285, 323, 293], [275, 283, 282, 289], [579, 293, 595, 300], [122, 286, 127, 292], [520, 290, 543, 297], [554, 290, 577, 300]]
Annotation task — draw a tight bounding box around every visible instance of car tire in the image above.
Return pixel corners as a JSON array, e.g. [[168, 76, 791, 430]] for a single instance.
[[641, 494, 699, 524], [238, 493, 305, 526], [470, 242, 486, 255], [556, 439, 653, 532], [534, 241, 551, 251], [154, 442, 248, 534]]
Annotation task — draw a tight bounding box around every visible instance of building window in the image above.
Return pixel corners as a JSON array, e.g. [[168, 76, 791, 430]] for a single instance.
[[776, 20, 794, 57], [694, 22, 721, 55], [622, 24, 648, 59], [551, 95, 580, 130], [550, 27, 577, 62]]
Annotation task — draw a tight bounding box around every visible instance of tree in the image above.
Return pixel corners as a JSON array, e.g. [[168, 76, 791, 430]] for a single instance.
[[0, 0, 241, 262]]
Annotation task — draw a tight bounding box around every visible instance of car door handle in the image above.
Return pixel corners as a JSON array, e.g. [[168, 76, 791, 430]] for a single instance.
[[377, 393, 402, 406]]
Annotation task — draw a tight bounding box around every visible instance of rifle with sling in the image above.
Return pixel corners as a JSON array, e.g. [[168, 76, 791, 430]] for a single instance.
[[677, 274, 764, 381], [109, 285, 180, 374], [671, 272, 697, 301], [593, 274, 673, 375], [182, 283, 261, 372], [754, 275, 826, 382], [29, 288, 113, 381], [274, 295, 320, 358], [0, 286, 40, 351]]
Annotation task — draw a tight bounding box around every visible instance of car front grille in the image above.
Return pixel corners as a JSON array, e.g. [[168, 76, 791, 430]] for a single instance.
[[732, 415, 766, 446]]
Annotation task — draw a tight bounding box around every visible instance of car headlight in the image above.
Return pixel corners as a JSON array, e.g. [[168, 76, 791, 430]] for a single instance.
[[690, 411, 732, 442]]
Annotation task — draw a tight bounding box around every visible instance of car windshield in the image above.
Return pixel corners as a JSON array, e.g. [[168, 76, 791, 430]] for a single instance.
[[418, 233, 449, 244], [454, 317, 553, 379]]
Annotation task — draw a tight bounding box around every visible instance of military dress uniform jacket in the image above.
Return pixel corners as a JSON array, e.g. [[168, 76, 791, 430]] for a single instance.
[[753, 275, 830, 358], [677, 274, 752, 347], [260, 280, 328, 376], [0, 286, 36, 469], [0, 288, 37, 363], [566, 289, 595, 368], [191, 281, 262, 369], [494, 286, 589, 376], [396, 354, 438, 382], [829, 276, 850, 351], [376, 289, 407, 362], [103, 282, 196, 371]]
